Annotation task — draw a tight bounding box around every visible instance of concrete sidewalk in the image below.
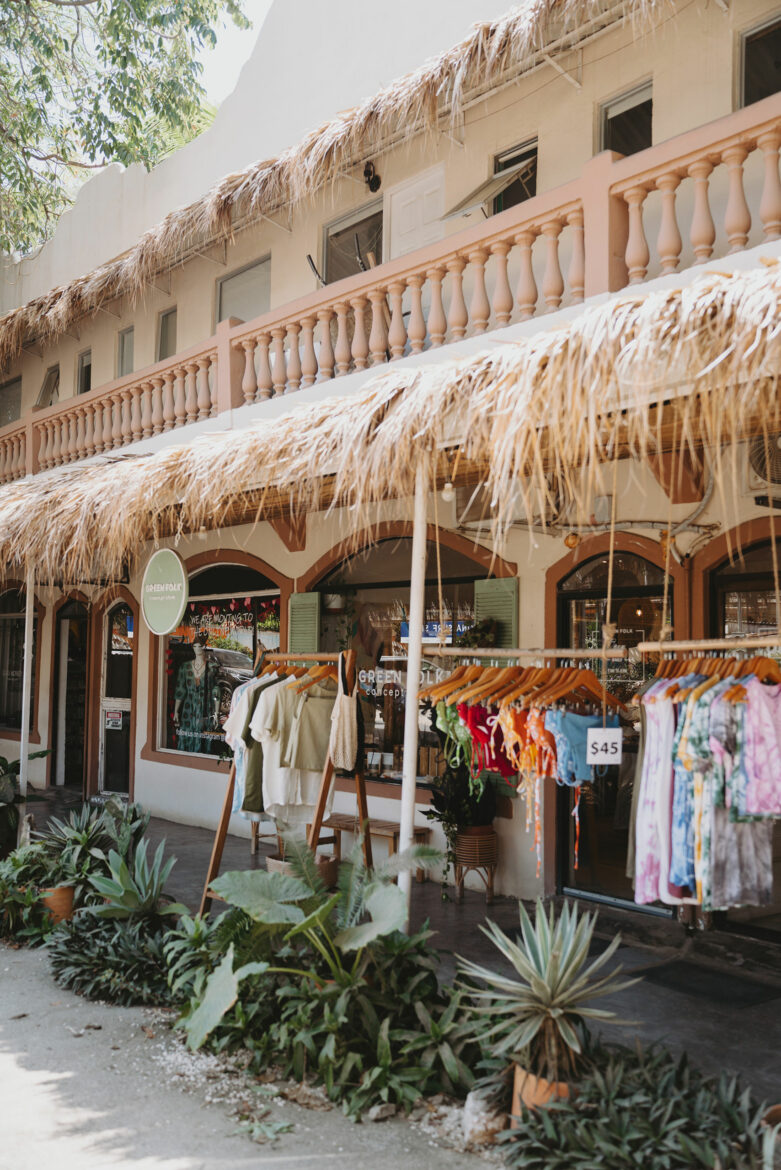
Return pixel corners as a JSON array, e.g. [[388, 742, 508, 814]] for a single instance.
[[0, 944, 484, 1170]]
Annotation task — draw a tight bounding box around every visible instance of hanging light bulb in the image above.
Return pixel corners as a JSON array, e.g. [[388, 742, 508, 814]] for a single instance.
[[441, 481, 455, 503]]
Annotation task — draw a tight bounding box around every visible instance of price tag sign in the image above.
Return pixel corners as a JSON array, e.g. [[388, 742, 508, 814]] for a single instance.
[[586, 726, 623, 766]]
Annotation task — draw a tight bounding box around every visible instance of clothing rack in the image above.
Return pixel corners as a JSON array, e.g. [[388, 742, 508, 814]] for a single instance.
[[199, 649, 371, 916], [419, 646, 629, 660], [636, 635, 781, 654]]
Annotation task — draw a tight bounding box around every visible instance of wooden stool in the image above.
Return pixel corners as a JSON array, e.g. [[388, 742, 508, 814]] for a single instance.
[[307, 813, 431, 882]]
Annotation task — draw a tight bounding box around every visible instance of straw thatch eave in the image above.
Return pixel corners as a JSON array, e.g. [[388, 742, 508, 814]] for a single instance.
[[0, 258, 779, 587], [0, 0, 669, 371]]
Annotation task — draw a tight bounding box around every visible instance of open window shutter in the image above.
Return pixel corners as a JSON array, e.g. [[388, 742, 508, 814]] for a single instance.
[[288, 592, 320, 654], [473, 577, 519, 648]]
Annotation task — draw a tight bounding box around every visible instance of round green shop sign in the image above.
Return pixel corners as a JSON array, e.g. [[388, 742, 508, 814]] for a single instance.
[[141, 549, 188, 636]]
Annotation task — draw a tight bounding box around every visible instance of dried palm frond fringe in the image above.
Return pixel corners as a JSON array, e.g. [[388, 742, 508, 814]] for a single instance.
[[0, 259, 778, 586], [0, 0, 668, 371]]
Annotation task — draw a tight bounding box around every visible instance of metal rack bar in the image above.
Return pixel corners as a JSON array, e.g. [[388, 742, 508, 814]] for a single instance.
[[417, 646, 629, 660], [637, 635, 781, 653]]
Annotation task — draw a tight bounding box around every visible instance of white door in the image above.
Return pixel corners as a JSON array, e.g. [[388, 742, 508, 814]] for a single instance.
[[98, 603, 134, 795], [386, 165, 445, 260]]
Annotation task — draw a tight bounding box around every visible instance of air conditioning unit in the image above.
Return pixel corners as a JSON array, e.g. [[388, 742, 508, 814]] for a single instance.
[[742, 433, 781, 503]]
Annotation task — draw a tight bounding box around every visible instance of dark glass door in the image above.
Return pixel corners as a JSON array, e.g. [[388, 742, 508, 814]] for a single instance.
[[54, 602, 88, 791], [100, 604, 133, 795], [556, 553, 669, 904]]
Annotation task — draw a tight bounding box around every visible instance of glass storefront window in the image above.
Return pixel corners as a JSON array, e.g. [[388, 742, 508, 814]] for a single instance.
[[0, 589, 36, 731], [106, 604, 133, 699], [161, 586, 280, 756]]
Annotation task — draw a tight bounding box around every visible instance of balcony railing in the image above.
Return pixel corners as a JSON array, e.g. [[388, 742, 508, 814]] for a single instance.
[[5, 90, 781, 480]]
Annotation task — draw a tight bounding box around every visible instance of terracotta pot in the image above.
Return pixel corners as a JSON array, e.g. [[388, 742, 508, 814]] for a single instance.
[[39, 884, 74, 924], [510, 1064, 570, 1127], [266, 852, 339, 889], [763, 1103, 781, 1129]]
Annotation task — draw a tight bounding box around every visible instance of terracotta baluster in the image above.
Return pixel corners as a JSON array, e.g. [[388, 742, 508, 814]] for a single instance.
[[50, 418, 61, 466], [490, 241, 513, 326], [426, 268, 446, 347], [624, 187, 650, 282], [386, 281, 406, 358], [351, 297, 369, 370], [758, 130, 781, 240], [18, 434, 26, 478], [72, 409, 85, 460], [196, 356, 212, 418], [656, 173, 682, 273], [183, 363, 198, 423], [687, 159, 715, 262], [300, 317, 317, 387], [256, 333, 273, 398], [58, 416, 70, 461], [241, 340, 257, 405], [130, 389, 143, 443], [91, 402, 103, 454], [723, 145, 751, 252], [121, 391, 133, 446], [316, 312, 334, 382], [334, 303, 351, 375], [407, 275, 426, 353], [83, 405, 95, 456], [139, 383, 152, 439], [173, 367, 187, 428], [8, 437, 17, 480], [65, 412, 78, 461], [368, 290, 389, 366], [271, 327, 287, 395], [446, 257, 468, 340], [515, 230, 537, 319], [285, 323, 302, 391], [105, 400, 115, 449], [468, 249, 490, 333], [161, 372, 175, 431], [150, 375, 164, 434], [541, 220, 564, 310], [567, 209, 585, 303], [0, 440, 9, 482], [38, 423, 50, 470]]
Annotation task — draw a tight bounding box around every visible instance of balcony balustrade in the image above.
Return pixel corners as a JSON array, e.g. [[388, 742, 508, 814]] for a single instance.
[[4, 91, 780, 481]]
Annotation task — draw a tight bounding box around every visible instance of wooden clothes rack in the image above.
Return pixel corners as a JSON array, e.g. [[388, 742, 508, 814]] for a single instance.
[[420, 646, 629, 661], [199, 649, 372, 916]]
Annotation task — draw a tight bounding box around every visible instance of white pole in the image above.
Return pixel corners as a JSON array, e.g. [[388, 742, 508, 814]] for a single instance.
[[398, 461, 428, 924], [18, 566, 34, 799]]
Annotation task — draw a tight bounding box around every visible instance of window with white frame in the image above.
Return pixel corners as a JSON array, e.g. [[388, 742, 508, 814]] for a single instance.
[[157, 308, 177, 362], [742, 17, 781, 107], [600, 82, 653, 156], [323, 203, 383, 284], [217, 258, 271, 324], [0, 589, 36, 730], [36, 366, 59, 408], [493, 140, 538, 214], [77, 350, 92, 395], [0, 377, 22, 427], [117, 327, 134, 377]]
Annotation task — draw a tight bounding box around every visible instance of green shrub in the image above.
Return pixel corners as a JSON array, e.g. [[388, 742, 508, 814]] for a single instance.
[[499, 1043, 776, 1170], [48, 916, 171, 1006], [38, 800, 149, 908]]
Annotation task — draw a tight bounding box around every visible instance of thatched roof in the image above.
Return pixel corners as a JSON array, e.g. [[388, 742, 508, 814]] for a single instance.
[[0, 0, 667, 371], [1, 259, 779, 586]]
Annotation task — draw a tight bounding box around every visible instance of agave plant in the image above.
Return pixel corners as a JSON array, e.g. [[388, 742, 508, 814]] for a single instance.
[[458, 899, 637, 1084], [89, 838, 186, 922]]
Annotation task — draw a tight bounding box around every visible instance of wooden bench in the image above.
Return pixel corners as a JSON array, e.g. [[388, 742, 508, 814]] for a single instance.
[[307, 813, 431, 881]]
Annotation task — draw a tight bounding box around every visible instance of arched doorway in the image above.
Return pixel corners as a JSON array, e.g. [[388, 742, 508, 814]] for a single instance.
[[556, 551, 671, 907], [52, 599, 89, 793]]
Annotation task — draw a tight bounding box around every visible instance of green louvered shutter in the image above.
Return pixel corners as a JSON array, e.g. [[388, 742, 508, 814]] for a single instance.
[[474, 577, 519, 649], [288, 592, 320, 654]]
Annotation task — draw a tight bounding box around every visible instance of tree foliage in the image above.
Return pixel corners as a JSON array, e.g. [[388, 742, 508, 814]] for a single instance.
[[0, 0, 247, 254]]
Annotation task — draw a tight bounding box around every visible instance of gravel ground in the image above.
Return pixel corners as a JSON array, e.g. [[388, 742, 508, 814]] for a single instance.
[[0, 942, 494, 1170]]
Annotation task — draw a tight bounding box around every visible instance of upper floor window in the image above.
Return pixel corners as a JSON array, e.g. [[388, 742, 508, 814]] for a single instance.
[[77, 350, 92, 395], [0, 377, 21, 428], [117, 327, 134, 378], [323, 203, 383, 284], [36, 365, 59, 408], [600, 82, 653, 156], [493, 141, 538, 214], [0, 588, 36, 731], [157, 308, 177, 362], [217, 257, 271, 325], [742, 18, 781, 107]]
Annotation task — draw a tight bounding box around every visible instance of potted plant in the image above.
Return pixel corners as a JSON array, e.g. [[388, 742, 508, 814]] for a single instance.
[[424, 765, 498, 899], [0, 841, 74, 931], [458, 899, 635, 1119]]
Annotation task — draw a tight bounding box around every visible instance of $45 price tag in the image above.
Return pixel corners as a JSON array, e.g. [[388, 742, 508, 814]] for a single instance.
[[586, 726, 623, 766]]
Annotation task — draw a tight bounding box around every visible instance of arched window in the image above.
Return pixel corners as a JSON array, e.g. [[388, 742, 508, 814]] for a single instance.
[[710, 540, 781, 638]]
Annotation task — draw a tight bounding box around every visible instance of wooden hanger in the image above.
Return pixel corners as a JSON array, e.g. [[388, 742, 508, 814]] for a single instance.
[[452, 664, 521, 707], [445, 666, 504, 707], [426, 665, 483, 703], [499, 666, 561, 706], [293, 662, 338, 692], [418, 663, 469, 700], [531, 668, 624, 711]]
